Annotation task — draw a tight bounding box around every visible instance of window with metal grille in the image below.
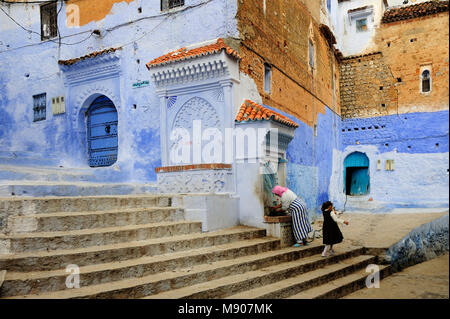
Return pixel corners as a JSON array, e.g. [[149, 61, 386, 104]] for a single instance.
[[356, 18, 367, 32], [161, 0, 184, 11], [264, 63, 271, 93], [309, 40, 314, 69], [33, 93, 46, 122], [421, 70, 431, 93], [40, 2, 57, 41]]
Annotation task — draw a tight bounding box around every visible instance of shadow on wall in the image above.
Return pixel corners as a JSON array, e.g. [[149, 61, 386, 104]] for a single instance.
[[386, 214, 449, 272]]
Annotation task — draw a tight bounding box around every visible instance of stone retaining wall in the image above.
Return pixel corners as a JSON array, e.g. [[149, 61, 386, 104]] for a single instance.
[[386, 214, 449, 272]]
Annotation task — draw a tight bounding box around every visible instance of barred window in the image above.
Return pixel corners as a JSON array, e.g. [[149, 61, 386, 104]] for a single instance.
[[33, 93, 46, 122], [40, 2, 58, 41], [161, 0, 184, 11]]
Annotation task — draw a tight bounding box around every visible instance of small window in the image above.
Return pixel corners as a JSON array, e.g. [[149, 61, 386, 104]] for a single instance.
[[40, 2, 57, 41], [421, 69, 431, 93], [308, 40, 314, 69], [264, 63, 271, 93], [161, 0, 184, 11], [33, 93, 46, 122], [327, 0, 331, 12], [356, 18, 368, 32]]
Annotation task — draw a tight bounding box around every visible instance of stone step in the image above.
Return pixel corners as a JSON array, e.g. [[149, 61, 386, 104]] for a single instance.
[[0, 195, 177, 215], [0, 152, 60, 167], [0, 226, 266, 271], [1, 237, 280, 297], [0, 182, 157, 197], [0, 220, 203, 253], [225, 255, 377, 299], [144, 248, 367, 299], [7, 207, 185, 233], [5, 243, 327, 299], [287, 264, 392, 299]]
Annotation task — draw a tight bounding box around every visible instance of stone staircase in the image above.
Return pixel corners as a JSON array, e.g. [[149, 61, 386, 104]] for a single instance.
[[0, 195, 391, 299]]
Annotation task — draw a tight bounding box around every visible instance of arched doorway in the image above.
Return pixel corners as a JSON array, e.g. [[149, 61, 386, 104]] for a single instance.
[[87, 95, 118, 167], [344, 152, 369, 196]]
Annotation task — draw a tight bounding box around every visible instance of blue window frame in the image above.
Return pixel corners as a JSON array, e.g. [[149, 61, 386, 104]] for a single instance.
[[33, 93, 46, 122]]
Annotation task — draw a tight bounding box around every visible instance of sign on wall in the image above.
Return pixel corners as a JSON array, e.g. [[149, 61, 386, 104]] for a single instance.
[[52, 96, 66, 115]]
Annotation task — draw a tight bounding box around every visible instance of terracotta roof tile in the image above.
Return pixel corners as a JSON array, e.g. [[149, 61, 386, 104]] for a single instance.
[[146, 38, 241, 69], [235, 100, 299, 128], [382, 1, 448, 23], [58, 47, 121, 65]]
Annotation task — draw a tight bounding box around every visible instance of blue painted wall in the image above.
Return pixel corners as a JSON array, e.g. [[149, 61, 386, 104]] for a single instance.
[[263, 104, 342, 218], [329, 110, 449, 212], [341, 111, 449, 153]]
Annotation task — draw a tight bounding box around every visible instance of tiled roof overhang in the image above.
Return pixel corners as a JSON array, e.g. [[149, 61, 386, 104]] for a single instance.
[[58, 47, 121, 66], [235, 100, 299, 128], [146, 38, 241, 69], [382, 0, 449, 24]]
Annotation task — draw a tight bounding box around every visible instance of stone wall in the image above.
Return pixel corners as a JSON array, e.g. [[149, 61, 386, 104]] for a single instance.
[[339, 10, 449, 119], [386, 214, 449, 272], [236, 0, 341, 127], [340, 53, 397, 119]]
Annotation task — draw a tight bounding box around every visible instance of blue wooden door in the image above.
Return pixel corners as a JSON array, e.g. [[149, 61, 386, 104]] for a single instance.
[[349, 167, 370, 195], [87, 96, 118, 167], [344, 152, 370, 195]]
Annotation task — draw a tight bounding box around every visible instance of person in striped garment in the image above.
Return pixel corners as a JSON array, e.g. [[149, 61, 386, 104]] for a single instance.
[[271, 186, 313, 247]]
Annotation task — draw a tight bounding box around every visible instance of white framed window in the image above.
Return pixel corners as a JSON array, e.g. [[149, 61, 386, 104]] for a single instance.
[[420, 66, 432, 94], [356, 18, 368, 32], [264, 63, 271, 93], [348, 6, 373, 34]]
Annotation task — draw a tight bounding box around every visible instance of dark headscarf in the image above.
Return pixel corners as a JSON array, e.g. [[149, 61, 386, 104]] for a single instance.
[[321, 201, 333, 213]]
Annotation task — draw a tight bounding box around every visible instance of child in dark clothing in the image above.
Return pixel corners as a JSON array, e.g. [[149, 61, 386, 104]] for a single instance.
[[321, 201, 349, 257]]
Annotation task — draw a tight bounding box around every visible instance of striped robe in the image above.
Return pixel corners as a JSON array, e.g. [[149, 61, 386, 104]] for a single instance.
[[288, 198, 313, 242]]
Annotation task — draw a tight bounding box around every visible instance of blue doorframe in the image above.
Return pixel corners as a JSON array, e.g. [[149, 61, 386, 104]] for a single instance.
[[344, 152, 370, 195], [87, 95, 118, 167]]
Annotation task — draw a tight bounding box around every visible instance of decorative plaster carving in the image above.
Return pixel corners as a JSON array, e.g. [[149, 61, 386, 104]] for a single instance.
[[150, 58, 229, 87], [172, 97, 221, 131], [60, 51, 121, 86], [167, 96, 177, 109], [211, 88, 224, 102], [74, 84, 120, 120], [170, 97, 221, 164], [157, 170, 230, 193]]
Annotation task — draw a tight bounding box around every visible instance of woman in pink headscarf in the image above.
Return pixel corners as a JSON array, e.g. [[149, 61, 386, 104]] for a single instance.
[[272, 186, 312, 247]]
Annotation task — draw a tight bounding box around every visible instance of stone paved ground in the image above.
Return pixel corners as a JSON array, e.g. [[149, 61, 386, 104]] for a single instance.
[[310, 210, 449, 299], [311, 210, 448, 249], [343, 253, 449, 299]]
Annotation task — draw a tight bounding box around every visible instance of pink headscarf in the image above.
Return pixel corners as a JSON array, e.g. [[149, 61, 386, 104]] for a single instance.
[[272, 185, 288, 197]]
